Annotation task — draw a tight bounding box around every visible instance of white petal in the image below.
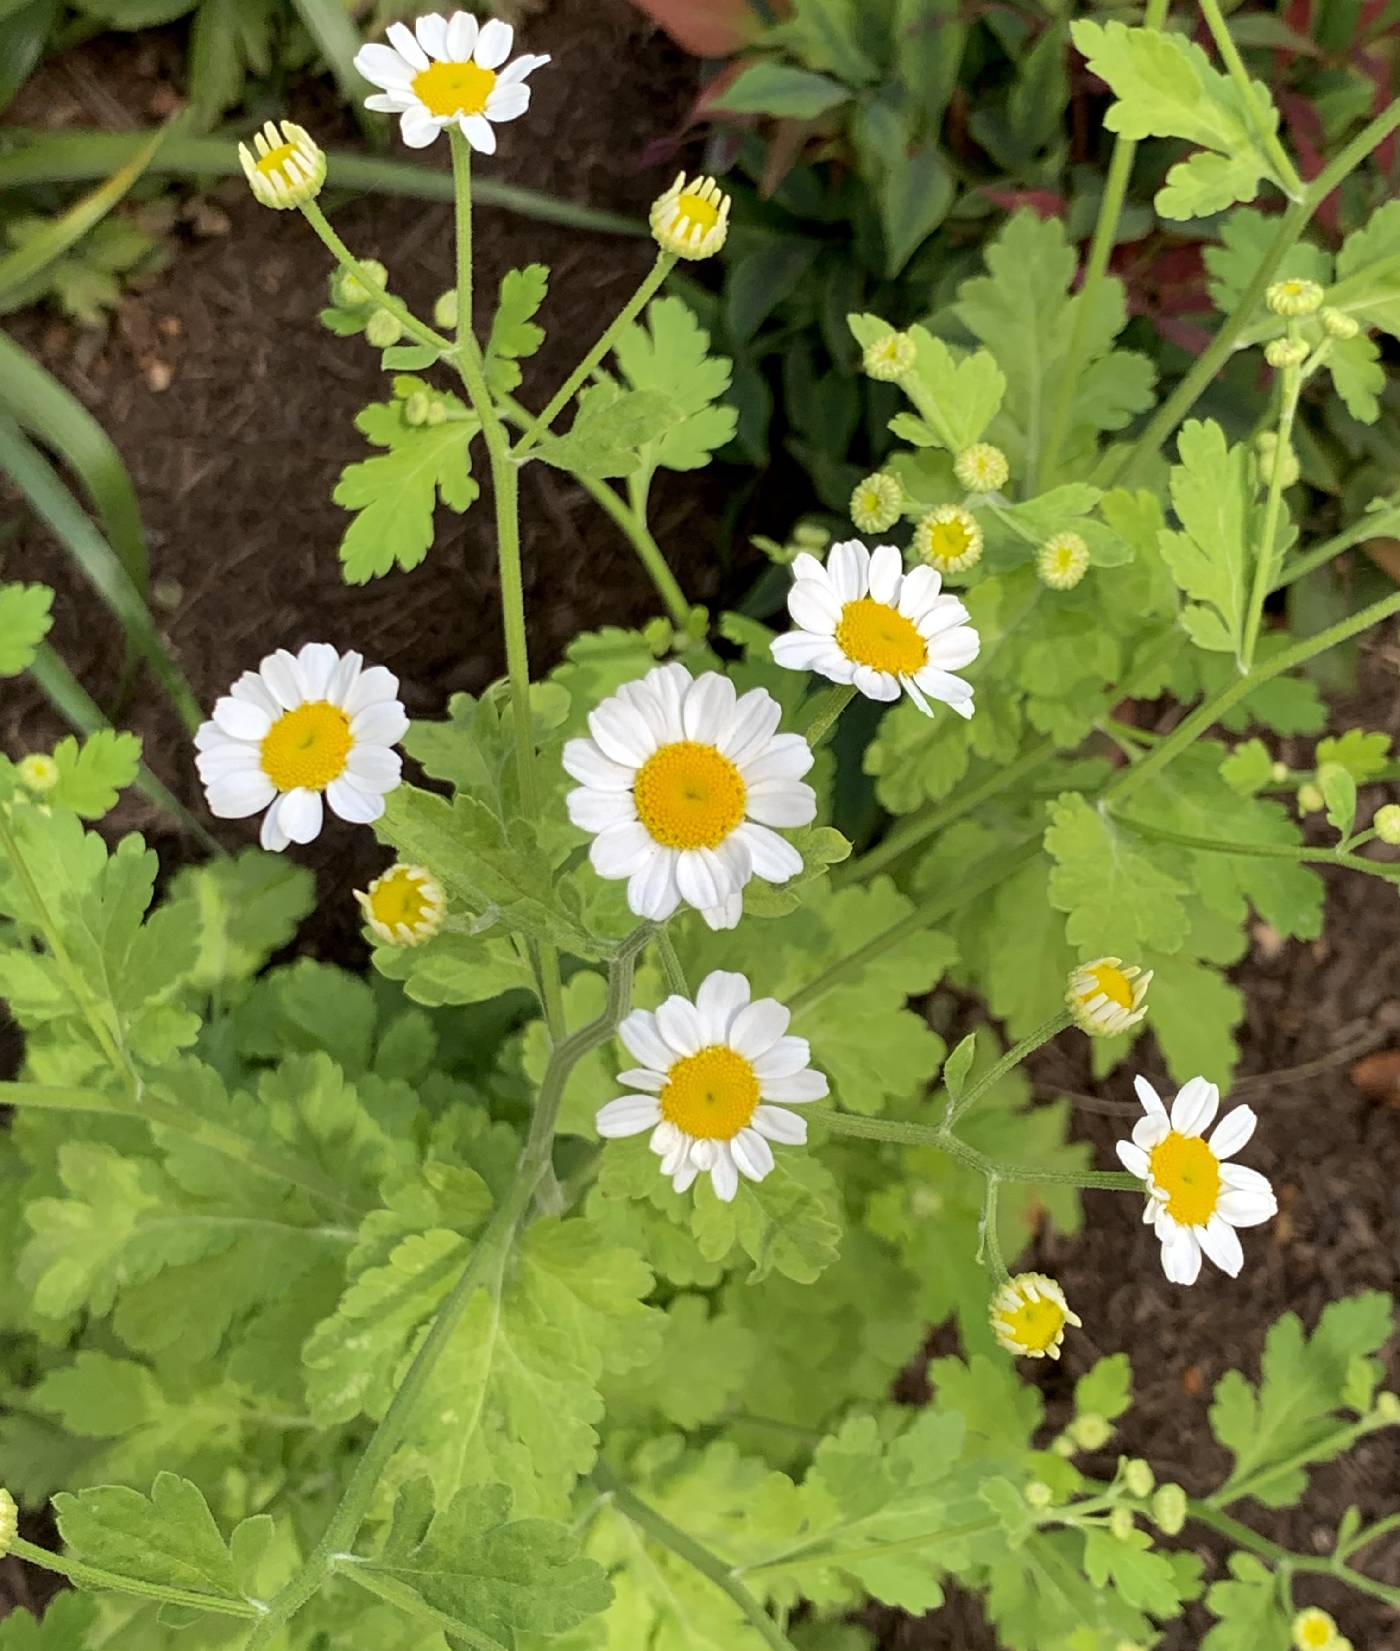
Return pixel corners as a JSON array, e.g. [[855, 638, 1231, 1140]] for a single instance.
[[473, 16, 514, 66], [386, 20, 430, 68], [689, 1139, 717, 1170], [745, 779, 816, 828], [709, 1146, 739, 1203], [1157, 1217, 1203, 1286], [596, 1097, 662, 1138], [675, 847, 731, 911], [672, 1161, 700, 1193], [751, 1036, 811, 1080], [901, 675, 933, 718], [915, 595, 971, 636], [1217, 1185, 1277, 1228], [589, 698, 657, 767], [344, 664, 400, 715], [445, 10, 478, 57], [681, 672, 737, 743], [731, 1128, 775, 1182], [896, 562, 943, 615], [771, 631, 839, 672], [415, 12, 449, 57], [752, 1104, 807, 1144], [1209, 1105, 1257, 1160], [735, 822, 803, 883], [619, 1067, 666, 1093], [651, 1119, 681, 1155], [867, 546, 903, 604], [295, 643, 339, 700], [789, 579, 842, 635], [259, 649, 303, 709], [695, 971, 751, 1043], [326, 777, 383, 824], [759, 1068, 829, 1103], [927, 627, 980, 671], [401, 106, 442, 148], [496, 51, 549, 84], [1170, 1076, 1220, 1137], [853, 664, 900, 702], [354, 42, 416, 88], [1134, 1075, 1167, 1118], [719, 688, 782, 764], [727, 998, 789, 1060], [325, 651, 364, 707], [563, 738, 635, 791], [229, 670, 280, 718], [196, 743, 259, 777], [655, 995, 705, 1057], [206, 770, 276, 818], [700, 893, 743, 930], [627, 853, 680, 922], [1116, 1141, 1150, 1179], [351, 701, 409, 746], [567, 788, 637, 833], [827, 540, 869, 602], [1131, 1113, 1169, 1150], [619, 1009, 672, 1072], [590, 822, 656, 878], [1220, 1162, 1274, 1197], [212, 696, 272, 741], [459, 113, 496, 153], [1197, 1214, 1244, 1276], [260, 805, 290, 853], [486, 82, 530, 121], [739, 733, 813, 787], [364, 90, 414, 111], [347, 744, 402, 791]]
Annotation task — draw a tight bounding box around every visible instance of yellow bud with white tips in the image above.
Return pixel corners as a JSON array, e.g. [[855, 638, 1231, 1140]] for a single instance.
[[1067, 957, 1151, 1037], [849, 472, 903, 534], [954, 442, 1009, 494], [238, 120, 326, 211], [989, 1273, 1081, 1359], [650, 174, 730, 261], [355, 864, 446, 947]]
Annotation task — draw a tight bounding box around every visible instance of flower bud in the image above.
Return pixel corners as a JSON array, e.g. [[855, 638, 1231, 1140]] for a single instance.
[[1321, 307, 1359, 339], [354, 864, 445, 947], [1292, 1606, 1341, 1650], [1297, 781, 1324, 815], [849, 472, 904, 534], [424, 398, 448, 427], [1151, 1481, 1187, 1535], [1265, 336, 1309, 370], [1374, 1389, 1400, 1421], [1374, 806, 1400, 847], [1037, 530, 1090, 591], [365, 310, 403, 349], [1267, 278, 1324, 317], [650, 173, 730, 261], [334, 259, 388, 308], [1122, 1458, 1155, 1498], [914, 504, 983, 574], [403, 391, 431, 427], [1024, 1480, 1054, 1510], [1069, 1412, 1112, 1451], [238, 119, 326, 210], [1255, 430, 1300, 489], [433, 288, 459, 330], [1271, 761, 1290, 783], [0, 1488, 15, 1558], [862, 330, 916, 381], [17, 753, 58, 794], [1108, 1505, 1136, 1542], [954, 442, 1009, 494]]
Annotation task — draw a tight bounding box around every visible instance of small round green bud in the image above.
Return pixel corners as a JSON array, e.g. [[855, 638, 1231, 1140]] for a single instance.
[[1321, 307, 1359, 340], [403, 391, 431, 427], [1265, 336, 1309, 370], [1271, 760, 1290, 784], [1051, 1434, 1077, 1459], [1292, 1606, 1341, 1650], [954, 442, 1009, 494], [433, 288, 459, 330], [1297, 781, 1324, 815], [1036, 530, 1090, 591], [1069, 1412, 1112, 1451], [1122, 1458, 1155, 1499], [1374, 806, 1400, 847], [424, 399, 448, 427], [849, 472, 904, 534], [1108, 1505, 1136, 1542], [1255, 430, 1300, 489], [1024, 1480, 1054, 1510], [1267, 277, 1324, 318], [334, 259, 387, 307], [365, 310, 403, 349], [1374, 1389, 1400, 1421], [16, 753, 59, 795], [862, 330, 916, 381], [0, 1488, 15, 1558], [794, 522, 832, 552], [1151, 1482, 1188, 1535]]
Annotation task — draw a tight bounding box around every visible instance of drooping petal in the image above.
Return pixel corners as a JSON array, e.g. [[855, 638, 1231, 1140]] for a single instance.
[[1196, 1214, 1244, 1276], [731, 1128, 775, 1182], [596, 1096, 662, 1138], [275, 787, 323, 845], [459, 113, 496, 153], [401, 105, 442, 148], [627, 852, 680, 921], [708, 1145, 739, 1202]]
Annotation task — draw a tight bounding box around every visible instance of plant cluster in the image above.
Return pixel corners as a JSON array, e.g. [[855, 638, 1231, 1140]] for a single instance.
[[2, 6, 1400, 1651]]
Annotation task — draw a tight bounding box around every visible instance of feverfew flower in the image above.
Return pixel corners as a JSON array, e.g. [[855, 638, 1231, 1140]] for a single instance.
[[1293, 1609, 1342, 1651], [563, 664, 815, 930], [195, 644, 407, 853], [238, 120, 325, 210], [849, 471, 903, 534], [771, 540, 978, 719], [954, 442, 1009, 494], [989, 1273, 1081, 1359], [913, 504, 983, 574], [356, 863, 444, 946], [354, 13, 549, 153], [862, 330, 915, 381], [1266, 277, 1324, 317], [1116, 1076, 1277, 1286], [1037, 530, 1090, 590], [1067, 957, 1151, 1038], [596, 971, 827, 1201], [650, 174, 730, 261]]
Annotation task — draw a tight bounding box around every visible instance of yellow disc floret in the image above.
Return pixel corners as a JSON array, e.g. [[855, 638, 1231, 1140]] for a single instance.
[[849, 471, 904, 534], [1292, 1608, 1341, 1651], [651, 174, 731, 261], [355, 863, 445, 947], [954, 442, 1009, 494], [1267, 278, 1324, 318], [633, 741, 746, 850], [260, 702, 353, 792], [990, 1273, 1081, 1359], [1148, 1132, 1222, 1227], [412, 58, 497, 116], [1067, 957, 1151, 1037], [660, 1045, 760, 1139], [238, 119, 326, 210], [836, 598, 928, 676], [913, 505, 983, 574]]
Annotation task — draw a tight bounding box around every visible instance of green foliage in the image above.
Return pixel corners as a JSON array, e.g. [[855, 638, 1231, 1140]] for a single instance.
[[1159, 420, 1265, 656], [484, 263, 549, 396], [45, 730, 142, 818], [0, 580, 53, 675], [613, 296, 738, 473]]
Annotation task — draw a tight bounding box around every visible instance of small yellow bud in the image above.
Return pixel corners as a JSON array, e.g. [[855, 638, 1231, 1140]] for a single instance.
[[862, 330, 916, 381], [1108, 1505, 1136, 1542], [1374, 805, 1400, 846], [238, 119, 326, 210], [1150, 1482, 1187, 1535], [1267, 277, 1324, 317], [16, 752, 59, 795], [1067, 957, 1150, 1038], [1069, 1412, 1112, 1451], [650, 173, 730, 261], [1292, 1606, 1341, 1650], [914, 504, 983, 574], [1265, 336, 1309, 370], [989, 1273, 1081, 1359], [1320, 307, 1359, 339], [354, 864, 445, 947], [1122, 1458, 1155, 1498], [424, 398, 449, 427], [365, 310, 403, 349], [954, 442, 1009, 494], [1037, 530, 1090, 591], [1051, 1434, 1077, 1458], [433, 289, 459, 330], [849, 472, 904, 534], [1023, 1480, 1054, 1510], [0, 1488, 15, 1557]]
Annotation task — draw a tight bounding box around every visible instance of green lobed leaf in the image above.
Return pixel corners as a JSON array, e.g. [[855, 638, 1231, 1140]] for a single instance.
[[1158, 419, 1263, 657], [484, 263, 548, 396], [612, 295, 738, 473], [44, 730, 141, 818], [1045, 791, 1189, 957], [0, 580, 53, 674], [532, 384, 678, 480]]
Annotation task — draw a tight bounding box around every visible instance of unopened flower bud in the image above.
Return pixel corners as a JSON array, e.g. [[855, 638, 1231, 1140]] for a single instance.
[[424, 398, 448, 427], [1271, 761, 1290, 783], [1321, 307, 1359, 340], [849, 471, 904, 534], [954, 442, 1009, 494], [1374, 806, 1400, 847], [17, 753, 58, 794], [1374, 1389, 1400, 1421], [1151, 1482, 1187, 1535], [403, 391, 431, 427], [433, 288, 459, 330], [863, 330, 916, 381], [1255, 430, 1300, 488], [0, 1488, 15, 1557], [1069, 1412, 1112, 1451], [1267, 277, 1324, 318], [1297, 781, 1324, 815], [1052, 1434, 1076, 1458], [334, 259, 387, 308], [1108, 1505, 1136, 1542], [365, 310, 403, 349], [1265, 337, 1309, 370], [1292, 1606, 1341, 1650], [1024, 1480, 1054, 1510], [1037, 530, 1090, 591], [1123, 1458, 1155, 1498], [238, 119, 325, 211]]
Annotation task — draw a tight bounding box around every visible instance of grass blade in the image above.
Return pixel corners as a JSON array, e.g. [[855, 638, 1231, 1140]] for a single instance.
[[0, 130, 643, 236], [286, 0, 374, 137], [0, 411, 201, 733]]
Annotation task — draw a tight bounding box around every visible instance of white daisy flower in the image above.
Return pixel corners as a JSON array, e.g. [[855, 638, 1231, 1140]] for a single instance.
[[195, 643, 407, 853], [1067, 957, 1151, 1038], [596, 971, 828, 1201], [1116, 1076, 1277, 1287], [563, 664, 816, 930], [355, 863, 445, 946], [770, 540, 979, 720], [353, 13, 550, 153], [989, 1273, 1082, 1359]]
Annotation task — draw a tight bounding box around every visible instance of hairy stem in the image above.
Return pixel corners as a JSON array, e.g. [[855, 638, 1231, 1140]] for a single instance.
[[299, 199, 450, 354], [1240, 359, 1302, 669], [10, 1536, 259, 1619], [1111, 814, 1400, 882], [801, 684, 857, 748], [1196, 0, 1304, 198], [1188, 1502, 1400, 1610]]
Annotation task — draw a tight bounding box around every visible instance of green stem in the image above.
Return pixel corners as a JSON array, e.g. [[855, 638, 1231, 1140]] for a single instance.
[[1187, 1502, 1400, 1610], [1040, 0, 1171, 486], [593, 1463, 798, 1651], [1339, 1508, 1400, 1561], [332, 1564, 499, 1651], [656, 927, 690, 996], [1196, 0, 1304, 197], [1111, 814, 1400, 882], [978, 1177, 1012, 1285], [1209, 1415, 1387, 1512], [807, 1106, 1139, 1191], [740, 1514, 1003, 1578], [1271, 502, 1400, 592], [513, 254, 676, 458], [9, 1536, 257, 1620], [1107, 588, 1400, 805], [800, 684, 857, 749], [298, 199, 450, 355], [1241, 361, 1302, 669], [946, 1009, 1072, 1128]]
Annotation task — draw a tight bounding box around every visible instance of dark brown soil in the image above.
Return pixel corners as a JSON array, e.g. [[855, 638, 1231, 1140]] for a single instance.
[[4, 8, 1399, 1648]]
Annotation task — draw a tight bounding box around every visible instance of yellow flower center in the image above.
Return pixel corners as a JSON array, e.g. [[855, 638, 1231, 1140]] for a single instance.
[[633, 741, 746, 851], [256, 143, 298, 178], [1295, 1614, 1337, 1650], [260, 702, 353, 792], [368, 868, 433, 932], [660, 1045, 760, 1140], [997, 1294, 1067, 1354], [677, 191, 720, 231], [926, 519, 974, 564], [1078, 962, 1134, 1010], [412, 59, 498, 117], [1148, 1131, 1222, 1227], [1052, 546, 1078, 575], [836, 597, 927, 676]]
